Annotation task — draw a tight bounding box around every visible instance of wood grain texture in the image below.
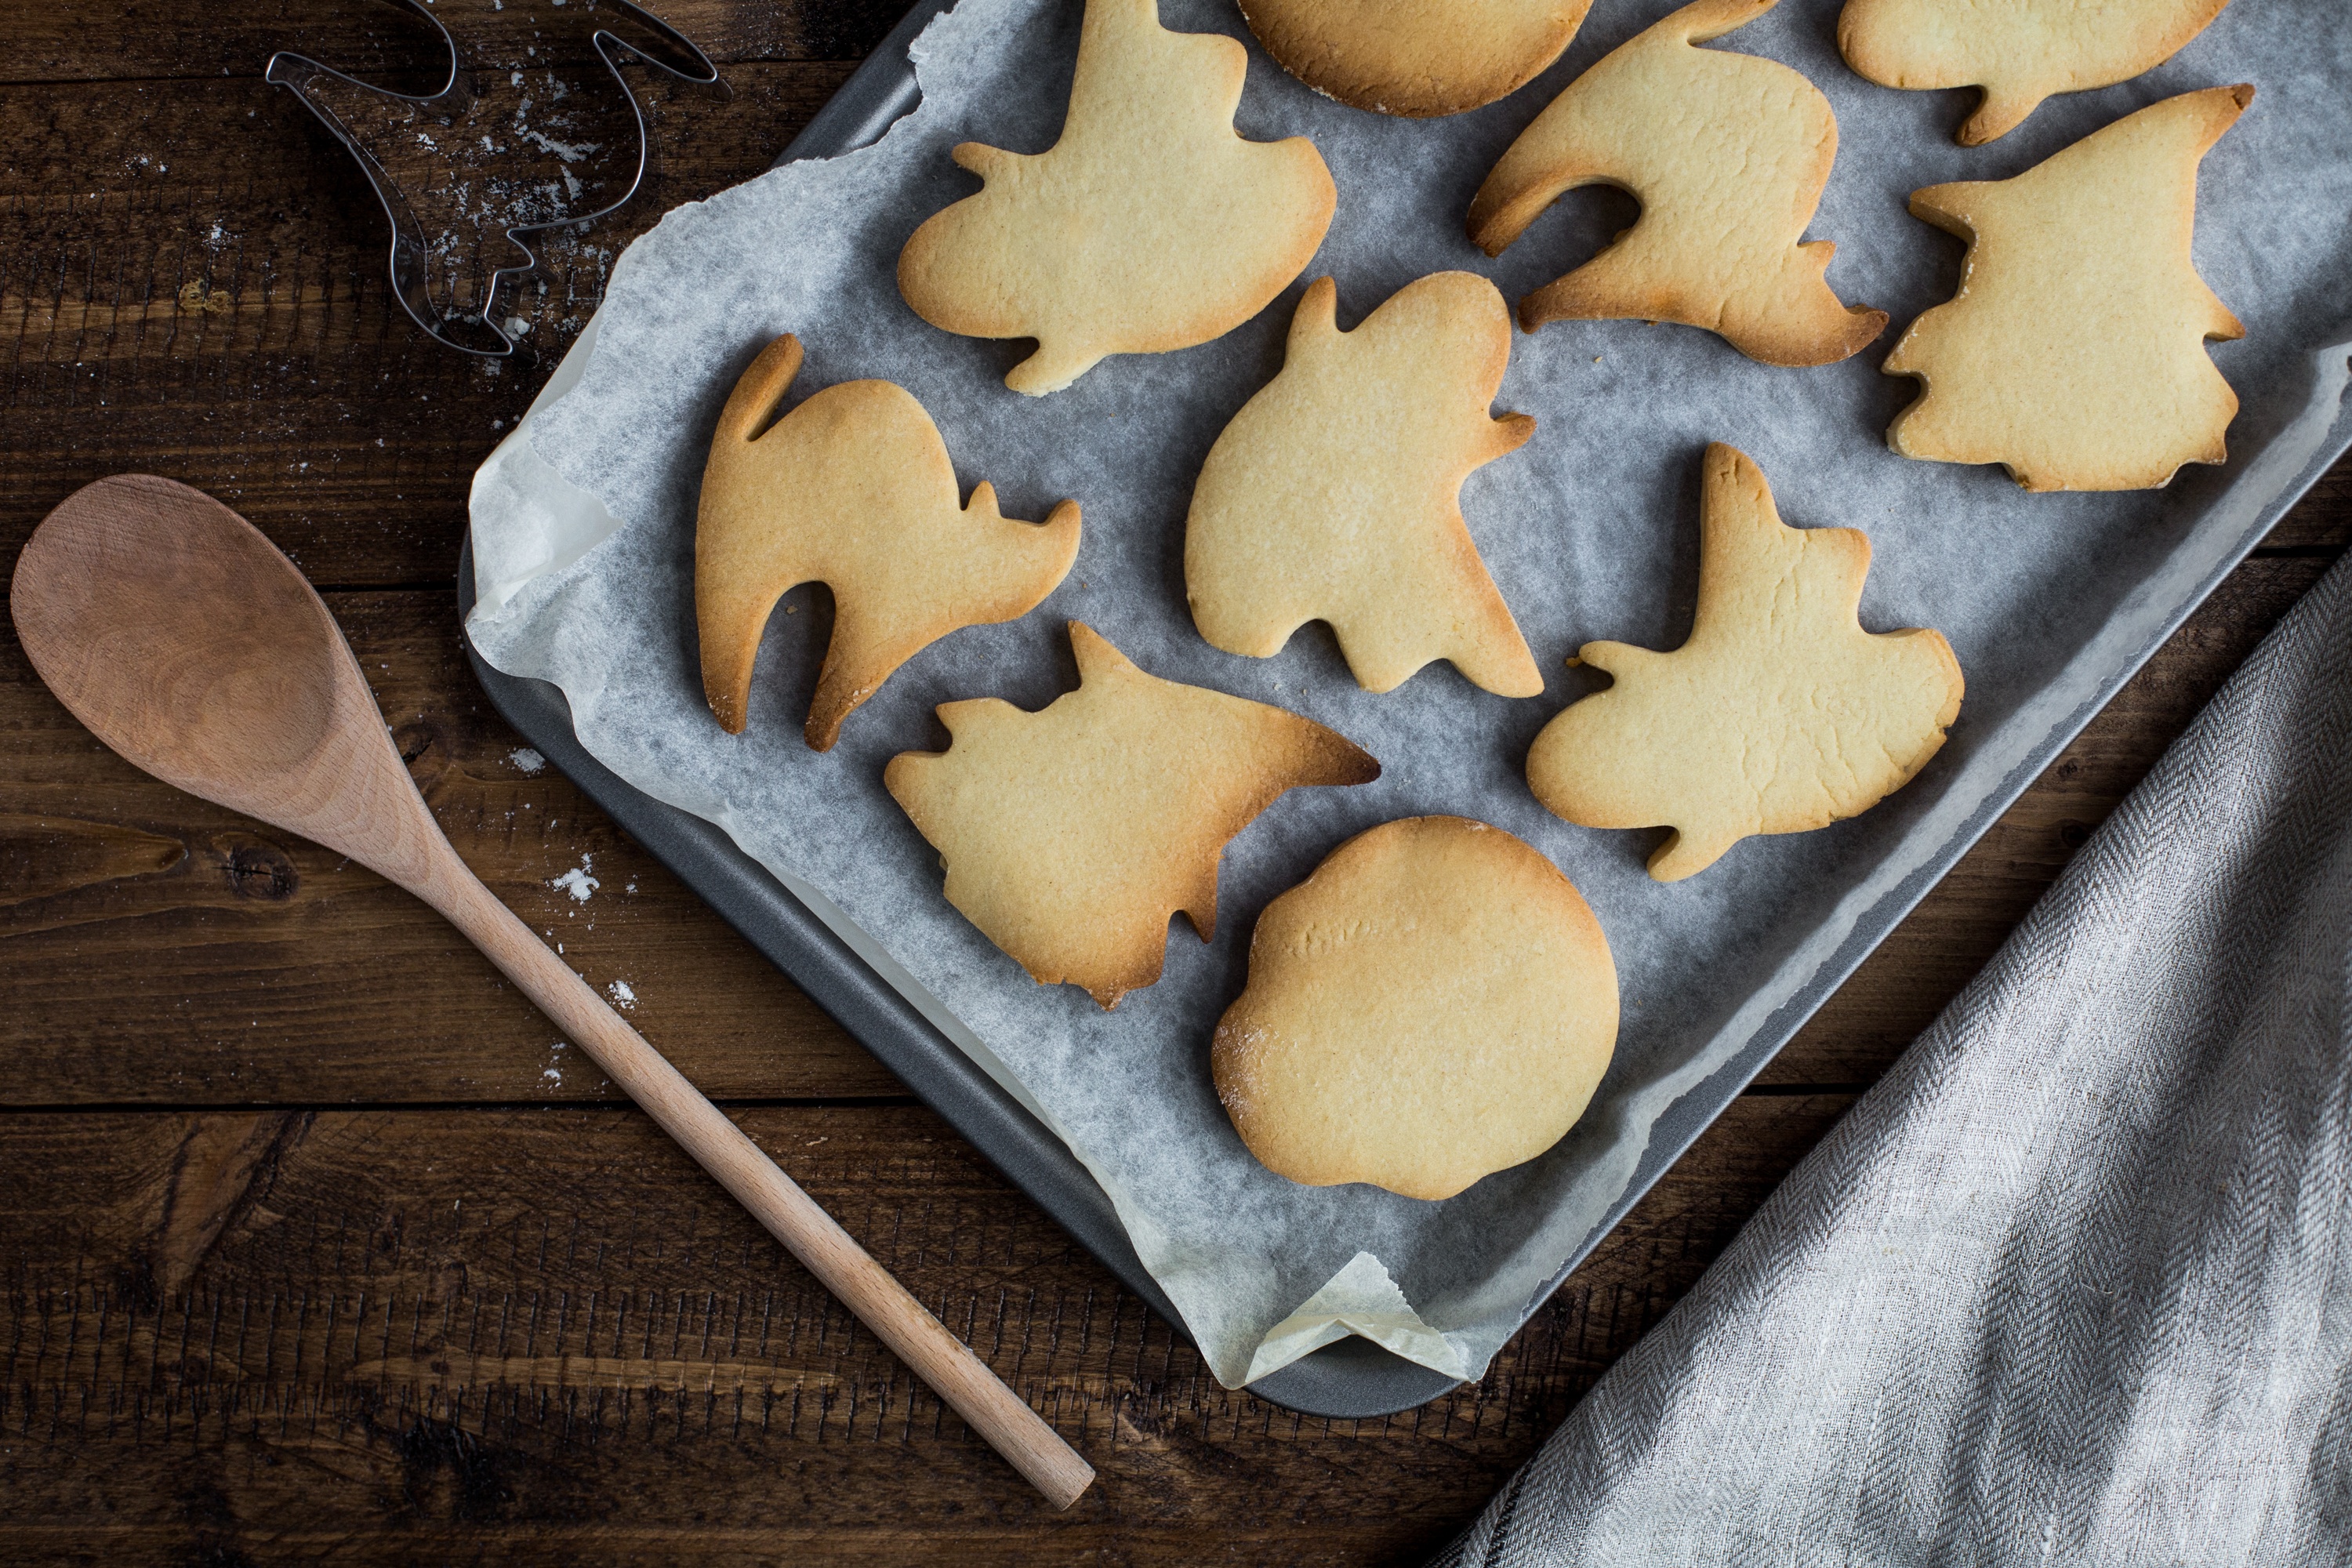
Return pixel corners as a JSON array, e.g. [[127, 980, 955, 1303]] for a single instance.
[[6, 0, 908, 83], [2, 588, 888, 1105], [0, 1095, 1851, 1564], [0, 0, 2347, 1555], [13, 473, 1091, 1504], [0, 60, 853, 586]]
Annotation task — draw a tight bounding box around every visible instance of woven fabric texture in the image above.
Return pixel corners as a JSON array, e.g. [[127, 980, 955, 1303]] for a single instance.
[[1438, 550, 2352, 1567]]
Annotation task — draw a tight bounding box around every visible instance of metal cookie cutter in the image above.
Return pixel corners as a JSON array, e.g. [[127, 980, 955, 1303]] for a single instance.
[[267, 0, 722, 357]]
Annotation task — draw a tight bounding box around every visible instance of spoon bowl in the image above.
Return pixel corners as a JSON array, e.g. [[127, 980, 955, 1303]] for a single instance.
[[13, 475, 437, 884]]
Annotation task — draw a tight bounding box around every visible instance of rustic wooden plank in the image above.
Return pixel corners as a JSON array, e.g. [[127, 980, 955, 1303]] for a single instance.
[[0, 62, 851, 586], [3, 0, 900, 84], [1, 550, 2337, 1106], [0, 1093, 1851, 1563], [1, 588, 898, 1104]]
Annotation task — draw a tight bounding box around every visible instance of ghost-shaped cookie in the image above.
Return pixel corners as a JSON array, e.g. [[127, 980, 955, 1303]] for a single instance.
[[884, 622, 1380, 1007], [1185, 272, 1542, 699], [695, 335, 1082, 749], [1465, 0, 1886, 367], [897, 0, 1337, 395], [1838, 0, 2233, 145], [1882, 85, 2252, 492], [1526, 445, 1963, 880]]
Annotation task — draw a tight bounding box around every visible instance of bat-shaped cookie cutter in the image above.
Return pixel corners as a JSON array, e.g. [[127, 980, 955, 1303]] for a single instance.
[[267, 0, 721, 357]]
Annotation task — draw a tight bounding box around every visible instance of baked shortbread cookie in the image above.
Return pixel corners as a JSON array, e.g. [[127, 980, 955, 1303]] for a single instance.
[[1466, 0, 1886, 366], [897, 0, 1336, 396], [1236, 0, 1595, 118], [1526, 445, 1962, 881], [1212, 815, 1617, 1201], [884, 622, 1379, 1008], [1882, 85, 2252, 492], [696, 335, 1081, 749], [1185, 273, 1543, 699], [1838, 0, 2232, 145]]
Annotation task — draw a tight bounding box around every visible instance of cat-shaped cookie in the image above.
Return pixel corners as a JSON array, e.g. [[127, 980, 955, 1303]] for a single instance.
[[695, 335, 1081, 748]]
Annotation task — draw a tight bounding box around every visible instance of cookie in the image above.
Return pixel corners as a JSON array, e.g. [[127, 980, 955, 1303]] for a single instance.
[[1526, 445, 1962, 881], [884, 622, 1380, 1008], [1236, 0, 1595, 118], [1882, 85, 2252, 493], [1185, 273, 1543, 699], [896, 0, 1337, 397], [695, 335, 1082, 749], [1211, 815, 1617, 1201], [1838, 0, 2232, 145], [1465, 0, 1887, 367]]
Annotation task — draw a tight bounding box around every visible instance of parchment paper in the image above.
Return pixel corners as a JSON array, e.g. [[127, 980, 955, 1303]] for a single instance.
[[466, 0, 2352, 1388]]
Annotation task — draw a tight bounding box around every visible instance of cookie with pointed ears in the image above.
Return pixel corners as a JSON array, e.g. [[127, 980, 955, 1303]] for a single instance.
[[884, 622, 1380, 1009], [1236, 0, 1595, 118], [1838, 0, 2233, 145], [1466, 0, 1886, 367], [696, 335, 1081, 750], [1213, 815, 1617, 1201], [1526, 445, 1962, 880], [1185, 272, 1543, 699], [897, 0, 1336, 396], [1882, 85, 2253, 493]]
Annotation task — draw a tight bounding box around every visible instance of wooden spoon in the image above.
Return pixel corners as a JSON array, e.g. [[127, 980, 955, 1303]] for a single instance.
[[10, 474, 1095, 1510]]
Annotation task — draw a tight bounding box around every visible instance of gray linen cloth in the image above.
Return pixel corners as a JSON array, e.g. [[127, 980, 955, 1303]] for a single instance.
[[1437, 549, 2352, 1566]]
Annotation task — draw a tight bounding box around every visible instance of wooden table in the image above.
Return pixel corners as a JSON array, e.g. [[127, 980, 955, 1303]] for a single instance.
[[2, 2, 2343, 1560]]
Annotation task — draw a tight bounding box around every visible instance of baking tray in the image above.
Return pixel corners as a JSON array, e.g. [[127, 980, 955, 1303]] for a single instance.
[[459, 0, 2352, 1420]]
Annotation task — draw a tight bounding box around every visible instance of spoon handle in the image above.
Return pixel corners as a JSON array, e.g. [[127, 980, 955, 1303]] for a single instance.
[[419, 852, 1096, 1510]]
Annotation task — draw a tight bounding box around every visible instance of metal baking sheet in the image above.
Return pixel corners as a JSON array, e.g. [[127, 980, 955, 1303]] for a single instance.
[[459, 0, 1450, 1418], [459, 0, 2352, 1418]]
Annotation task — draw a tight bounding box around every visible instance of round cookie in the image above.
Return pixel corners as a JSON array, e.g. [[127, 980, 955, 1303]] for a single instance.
[[1237, 0, 1595, 118], [1211, 815, 1617, 1201]]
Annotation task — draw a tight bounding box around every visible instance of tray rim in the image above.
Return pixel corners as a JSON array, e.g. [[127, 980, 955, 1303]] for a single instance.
[[460, 0, 2352, 1421]]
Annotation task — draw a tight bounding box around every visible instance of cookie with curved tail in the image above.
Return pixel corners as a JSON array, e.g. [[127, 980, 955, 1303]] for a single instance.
[[1466, 0, 1886, 367], [695, 335, 1081, 750]]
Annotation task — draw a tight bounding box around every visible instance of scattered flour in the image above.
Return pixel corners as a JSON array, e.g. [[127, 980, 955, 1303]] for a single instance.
[[510, 746, 546, 774], [550, 854, 598, 902], [608, 979, 637, 1009]]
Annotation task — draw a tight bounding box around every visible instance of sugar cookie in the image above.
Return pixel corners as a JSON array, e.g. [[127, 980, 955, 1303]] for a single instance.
[[1212, 815, 1617, 1201], [1882, 85, 2251, 493], [1185, 273, 1542, 699], [1236, 0, 1595, 118], [1838, 0, 2232, 145], [884, 622, 1379, 1008], [1466, 0, 1886, 367], [897, 0, 1337, 396], [695, 335, 1082, 749], [1526, 445, 1962, 881]]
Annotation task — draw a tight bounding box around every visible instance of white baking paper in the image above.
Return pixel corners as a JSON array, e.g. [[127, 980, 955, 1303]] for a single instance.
[[467, 0, 2352, 1388]]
